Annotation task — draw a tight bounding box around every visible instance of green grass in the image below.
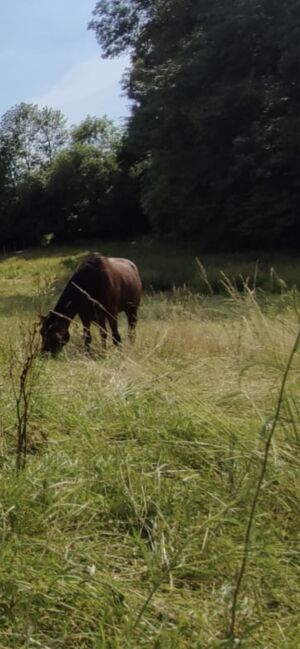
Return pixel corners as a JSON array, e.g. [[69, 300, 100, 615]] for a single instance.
[[2, 237, 300, 296], [0, 239, 299, 647]]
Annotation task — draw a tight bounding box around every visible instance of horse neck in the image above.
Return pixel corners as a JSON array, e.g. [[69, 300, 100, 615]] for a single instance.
[[52, 281, 78, 322]]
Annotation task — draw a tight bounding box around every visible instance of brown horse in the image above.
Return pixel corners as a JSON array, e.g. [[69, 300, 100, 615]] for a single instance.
[[40, 253, 142, 355]]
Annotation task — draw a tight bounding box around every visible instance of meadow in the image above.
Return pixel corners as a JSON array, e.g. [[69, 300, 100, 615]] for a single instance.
[[0, 239, 300, 648]]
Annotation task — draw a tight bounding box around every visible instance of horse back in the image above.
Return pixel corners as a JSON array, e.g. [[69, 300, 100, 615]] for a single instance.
[[107, 257, 142, 312], [73, 254, 142, 317]]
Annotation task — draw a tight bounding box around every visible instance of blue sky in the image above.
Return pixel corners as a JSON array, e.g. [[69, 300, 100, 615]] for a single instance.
[[0, 1, 130, 125]]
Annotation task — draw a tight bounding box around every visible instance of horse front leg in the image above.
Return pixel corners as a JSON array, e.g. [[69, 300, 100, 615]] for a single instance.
[[83, 326, 92, 353], [80, 315, 92, 353]]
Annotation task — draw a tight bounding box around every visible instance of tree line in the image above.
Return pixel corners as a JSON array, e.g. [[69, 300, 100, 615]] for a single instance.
[[0, 104, 148, 248], [1, 0, 299, 250]]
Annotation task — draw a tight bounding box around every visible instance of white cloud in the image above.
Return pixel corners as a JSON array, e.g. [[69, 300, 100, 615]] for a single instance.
[[30, 54, 130, 124]]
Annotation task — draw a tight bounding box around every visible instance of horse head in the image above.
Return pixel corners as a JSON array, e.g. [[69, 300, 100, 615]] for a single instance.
[[39, 312, 70, 356]]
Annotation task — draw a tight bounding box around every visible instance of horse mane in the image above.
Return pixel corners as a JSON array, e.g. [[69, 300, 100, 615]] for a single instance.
[[76, 252, 111, 275], [50, 253, 110, 320]]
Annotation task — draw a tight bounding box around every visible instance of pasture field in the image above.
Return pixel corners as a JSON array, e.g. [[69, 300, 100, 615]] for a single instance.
[[0, 239, 300, 648]]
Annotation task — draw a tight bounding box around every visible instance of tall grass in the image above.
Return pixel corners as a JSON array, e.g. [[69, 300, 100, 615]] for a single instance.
[[0, 242, 299, 647]]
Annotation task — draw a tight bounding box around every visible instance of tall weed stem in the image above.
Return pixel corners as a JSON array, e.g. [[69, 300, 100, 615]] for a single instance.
[[229, 322, 300, 639]]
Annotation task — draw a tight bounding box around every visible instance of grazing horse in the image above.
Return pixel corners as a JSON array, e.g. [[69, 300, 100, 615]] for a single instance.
[[40, 253, 142, 355]]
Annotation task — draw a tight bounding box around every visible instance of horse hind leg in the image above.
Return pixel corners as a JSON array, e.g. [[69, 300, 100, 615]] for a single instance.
[[107, 314, 122, 346], [127, 308, 138, 344], [97, 315, 108, 350]]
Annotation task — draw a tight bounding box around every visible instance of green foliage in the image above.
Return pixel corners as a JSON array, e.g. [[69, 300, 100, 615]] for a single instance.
[[11, 174, 49, 245], [45, 143, 117, 239], [0, 104, 147, 246], [0, 103, 69, 182], [71, 115, 122, 153], [90, 0, 300, 247], [0, 103, 70, 246], [44, 142, 145, 240]]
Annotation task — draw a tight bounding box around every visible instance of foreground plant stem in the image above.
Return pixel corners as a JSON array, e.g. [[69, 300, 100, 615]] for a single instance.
[[229, 324, 300, 639], [10, 323, 40, 471]]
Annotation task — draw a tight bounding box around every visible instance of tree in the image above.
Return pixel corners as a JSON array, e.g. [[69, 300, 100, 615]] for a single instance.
[[0, 143, 17, 243], [11, 174, 49, 246], [44, 143, 122, 239], [71, 115, 122, 154], [0, 103, 69, 246], [89, 0, 300, 249], [44, 140, 147, 240], [0, 103, 69, 184], [0, 98, 147, 246]]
